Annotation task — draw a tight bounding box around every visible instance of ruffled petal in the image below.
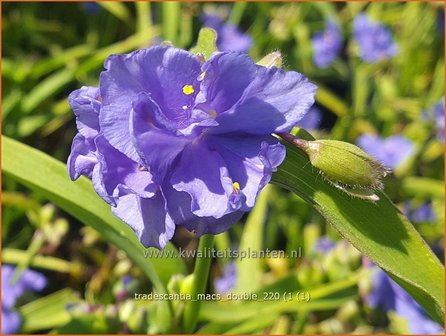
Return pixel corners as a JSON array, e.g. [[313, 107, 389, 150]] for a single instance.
[[67, 133, 97, 180], [20, 269, 47, 292], [163, 183, 244, 235], [212, 65, 317, 134], [100, 46, 202, 161], [130, 93, 192, 180], [68, 86, 101, 139], [196, 52, 257, 114], [112, 189, 175, 249], [92, 135, 157, 205], [210, 134, 286, 210], [171, 140, 233, 219]]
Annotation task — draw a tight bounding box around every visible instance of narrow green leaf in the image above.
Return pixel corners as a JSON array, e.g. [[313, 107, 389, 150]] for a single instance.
[[199, 272, 361, 324], [135, 2, 152, 48], [315, 84, 348, 117], [2, 90, 22, 119], [228, 2, 248, 25], [3, 248, 73, 273], [233, 185, 270, 294], [271, 142, 445, 324], [30, 44, 92, 80], [76, 30, 159, 75], [223, 313, 278, 334], [19, 289, 81, 332], [190, 28, 217, 60], [21, 69, 73, 114], [401, 176, 444, 199], [98, 2, 132, 25]]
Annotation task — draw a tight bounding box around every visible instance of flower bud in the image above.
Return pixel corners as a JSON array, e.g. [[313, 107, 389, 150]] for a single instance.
[[305, 140, 387, 190], [256, 51, 283, 68], [279, 133, 388, 201]]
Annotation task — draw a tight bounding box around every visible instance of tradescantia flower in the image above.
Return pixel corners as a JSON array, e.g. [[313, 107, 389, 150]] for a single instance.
[[423, 98, 444, 143], [312, 236, 336, 254], [367, 268, 443, 334], [214, 262, 237, 294], [312, 20, 342, 68], [356, 134, 414, 170], [404, 201, 436, 223], [353, 14, 398, 63], [68, 46, 317, 249], [2, 265, 47, 334], [296, 105, 322, 130]]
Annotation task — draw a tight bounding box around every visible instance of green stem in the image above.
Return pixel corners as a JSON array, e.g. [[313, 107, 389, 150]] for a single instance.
[[182, 234, 215, 333], [13, 230, 46, 283], [3, 248, 74, 273], [229, 2, 248, 25], [162, 1, 180, 45]]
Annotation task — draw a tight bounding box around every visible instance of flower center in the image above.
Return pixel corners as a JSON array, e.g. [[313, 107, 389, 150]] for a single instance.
[[232, 182, 240, 194], [182, 85, 195, 95]]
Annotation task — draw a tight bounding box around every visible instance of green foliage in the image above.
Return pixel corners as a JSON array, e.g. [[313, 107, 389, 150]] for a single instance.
[[272, 143, 444, 324]]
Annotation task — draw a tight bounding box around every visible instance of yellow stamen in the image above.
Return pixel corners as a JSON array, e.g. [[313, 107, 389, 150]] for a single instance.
[[233, 182, 240, 194], [209, 110, 217, 119], [182, 85, 195, 95]]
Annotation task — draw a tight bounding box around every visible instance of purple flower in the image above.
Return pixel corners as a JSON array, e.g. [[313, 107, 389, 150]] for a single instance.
[[2, 265, 47, 334], [356, 134, 414, 169], [68, 46, 317, 248], [434, 99, 445, 142], [214, 262, 237, 294], [312, 236, 336, 254], [312, 20, 342, 68], [83, 2, 101, 14], [201, 14, 252, 52], [404, 201, 436, 223], [424, 98, 444, 143], [353, 14, 398, 63], [367, 269, 443, 334], [296, 106, 321, 130], [2, 308, 21, 334], [438, 9, 444, 34]]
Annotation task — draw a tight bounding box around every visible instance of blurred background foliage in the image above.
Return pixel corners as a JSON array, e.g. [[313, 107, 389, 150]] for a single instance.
[[2, 1, 444, 334]]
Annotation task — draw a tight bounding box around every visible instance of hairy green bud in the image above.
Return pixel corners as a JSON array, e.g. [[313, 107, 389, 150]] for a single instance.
[[305, 139, 388, 190], [278, 133, 388, 201], [256, 51, 282, 68]]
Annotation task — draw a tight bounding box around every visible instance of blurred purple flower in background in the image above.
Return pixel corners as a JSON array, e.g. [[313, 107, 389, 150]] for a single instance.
[[201, 14, 253, 52], [296, 106, 322, 130], [312, 20, 342, 68], [214, 262, 237, 294], [423, 98, 444, 143], [68, 46, 316, 248], [83, 2, 100, 14], [2, 265, 47, 334], [353, 14, 398, 63], [438, 8, 444, 34], [356, 134, 414, 169], [434, 99, 445, 142], [312, 236, 336, 254], [367, 268, 443, 334], [404, 201, 436, 223]]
